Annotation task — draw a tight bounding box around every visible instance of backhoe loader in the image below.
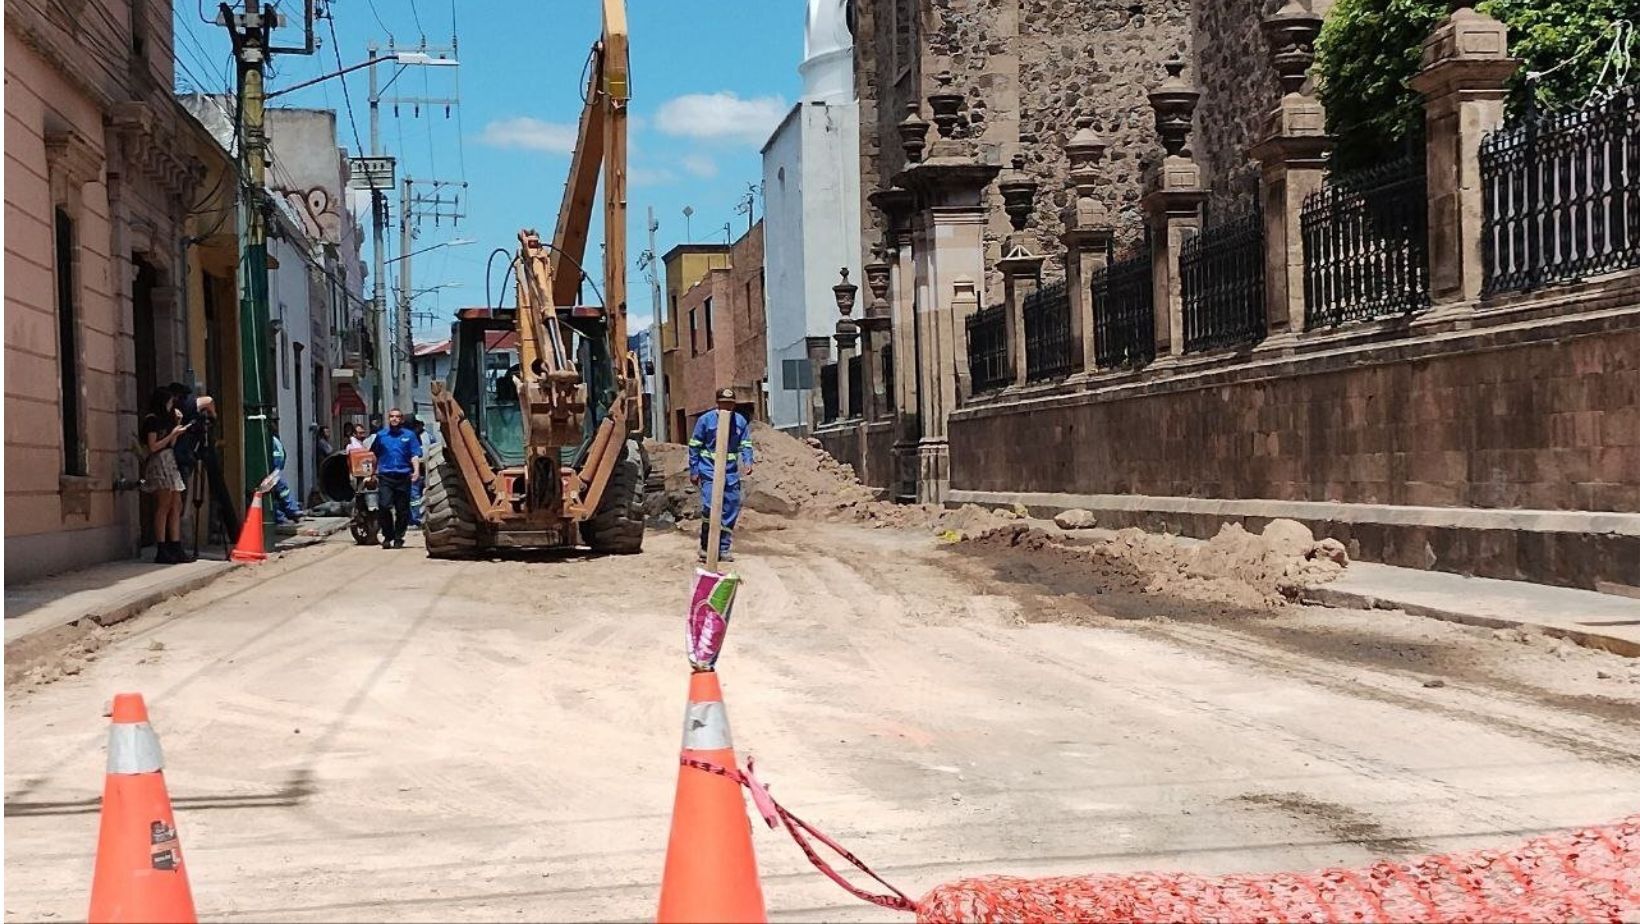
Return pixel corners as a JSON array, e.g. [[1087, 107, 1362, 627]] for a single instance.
[[422, 0, 646, 557]]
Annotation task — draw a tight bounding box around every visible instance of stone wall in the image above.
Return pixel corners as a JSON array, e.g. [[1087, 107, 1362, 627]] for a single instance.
[[947, 302, 1640, 585], [814, 419, 897, 493], [1191, 0, 1284, 208], [854, 0, 1191, 296]]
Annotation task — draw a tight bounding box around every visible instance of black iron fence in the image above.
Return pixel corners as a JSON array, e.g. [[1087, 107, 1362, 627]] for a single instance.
[[966, 303, 1011, 394], [1023, 279, 1074, 381], [1301, 155, 1430, 327], [1092, 249, 1156, 368], [847, 354, 862, 418], [820, 362, 838, 423], [1481, 87, 1640, 295], [1182, 202, 1266, 352]]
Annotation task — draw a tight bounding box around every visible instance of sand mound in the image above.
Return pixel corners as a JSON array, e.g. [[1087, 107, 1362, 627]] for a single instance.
[[966, 518, 1347, 608]]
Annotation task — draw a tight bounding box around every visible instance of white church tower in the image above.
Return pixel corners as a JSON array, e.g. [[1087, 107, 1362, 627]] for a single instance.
[[761, 0, 862, 433]]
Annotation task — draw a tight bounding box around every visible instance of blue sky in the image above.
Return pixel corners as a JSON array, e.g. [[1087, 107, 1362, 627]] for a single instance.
[[172, 1, 806, 336]]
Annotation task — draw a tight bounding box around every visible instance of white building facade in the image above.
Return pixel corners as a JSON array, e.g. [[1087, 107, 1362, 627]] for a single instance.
[[761, 0, 862, 433]]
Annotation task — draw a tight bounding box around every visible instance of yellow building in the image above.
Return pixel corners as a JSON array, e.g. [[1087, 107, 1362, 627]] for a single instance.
[[181, 109, 246, 513]]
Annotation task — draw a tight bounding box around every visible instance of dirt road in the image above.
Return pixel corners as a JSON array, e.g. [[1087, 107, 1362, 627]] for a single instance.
[[7, 518, 1639, 921]]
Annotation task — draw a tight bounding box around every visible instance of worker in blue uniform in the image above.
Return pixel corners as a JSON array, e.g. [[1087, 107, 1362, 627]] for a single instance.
[[269, 435, 304, 524], [688, 388, 755, 563]]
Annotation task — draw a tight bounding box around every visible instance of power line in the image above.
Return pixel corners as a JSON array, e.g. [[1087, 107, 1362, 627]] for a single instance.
[[325, 12, 365, 154], [363, 0, 393, 41], [407, 0, 425, 39]]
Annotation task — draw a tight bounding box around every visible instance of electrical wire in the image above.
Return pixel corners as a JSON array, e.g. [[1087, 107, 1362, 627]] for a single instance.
[[363, 0, 393, 42], [326, 13, 366, 154], [407, 0, 425, 40]]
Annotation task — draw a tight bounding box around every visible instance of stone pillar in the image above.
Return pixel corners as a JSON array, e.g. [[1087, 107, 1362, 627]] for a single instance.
[[1061, 118, 1113, 379], [996, 152, 1042, 388], [998, 252, 1043, 387], [862, 252, 893, 420], [803, 335, 831, 429], [1410, 7, 1519, 309], [834, 327, 858, 421], [1251, 0, 1331, 343], [890, 76, 1001, 504], [1142, 57, 1205, 360]]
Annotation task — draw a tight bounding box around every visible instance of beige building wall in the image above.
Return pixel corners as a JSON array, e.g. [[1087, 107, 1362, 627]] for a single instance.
[[5, 4, 207, 582], [4, 29, 131, 575]]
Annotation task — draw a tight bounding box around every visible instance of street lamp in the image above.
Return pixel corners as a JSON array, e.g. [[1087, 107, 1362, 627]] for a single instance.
[[264, 50, 459, 100], [389, 238, 474, 264]]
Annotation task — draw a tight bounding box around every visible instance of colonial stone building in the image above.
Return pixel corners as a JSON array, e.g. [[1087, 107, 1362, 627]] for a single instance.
[[820, 0, 1640, 592], [5, 0, 211, 581]]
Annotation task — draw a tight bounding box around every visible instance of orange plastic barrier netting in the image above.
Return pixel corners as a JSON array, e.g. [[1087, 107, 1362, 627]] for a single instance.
[[915, 815, 1640, 923]]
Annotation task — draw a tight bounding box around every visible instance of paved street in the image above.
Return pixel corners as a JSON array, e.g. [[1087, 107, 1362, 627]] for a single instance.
[[6, 520, 1639, 921]]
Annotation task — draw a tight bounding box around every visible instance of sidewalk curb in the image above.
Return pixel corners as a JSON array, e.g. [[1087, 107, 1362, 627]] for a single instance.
[[1300, 585, 1640, 659], [274, 517, 351, 551]]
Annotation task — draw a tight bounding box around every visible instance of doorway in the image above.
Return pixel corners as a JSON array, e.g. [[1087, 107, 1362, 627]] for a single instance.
[[133, 259, 159, 547]]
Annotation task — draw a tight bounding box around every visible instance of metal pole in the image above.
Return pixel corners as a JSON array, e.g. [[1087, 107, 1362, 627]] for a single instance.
[[229, 0, 276, 551], [368, 42, 388, 415], [398, 175, 413, 408], [646, 206, 665, 439]]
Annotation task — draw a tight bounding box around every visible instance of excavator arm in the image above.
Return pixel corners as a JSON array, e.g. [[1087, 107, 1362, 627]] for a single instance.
[[508, 0, 636, 521]]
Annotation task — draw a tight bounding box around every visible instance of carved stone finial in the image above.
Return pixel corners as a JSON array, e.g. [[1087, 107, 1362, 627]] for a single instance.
[[1148, 54, 1200, 158], [927, 70, 966, 139], [833, 266, 859, 319], [1262, 0, 1324, 95], [1065, 116, 1108, 182], [898, 102, 929, 163], [862, 257, 892, 323], [997, 152, 1038, 234]]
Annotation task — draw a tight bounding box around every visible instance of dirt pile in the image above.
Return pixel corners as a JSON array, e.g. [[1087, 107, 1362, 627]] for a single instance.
[[965, 519, 1348, 609]]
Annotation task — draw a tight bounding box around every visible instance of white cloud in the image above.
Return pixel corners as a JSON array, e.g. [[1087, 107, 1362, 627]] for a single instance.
[[631, 167, 678, 187], [681, 153, 719, 178], [477, 117, 578, 154], [654, 92, 787, 145]]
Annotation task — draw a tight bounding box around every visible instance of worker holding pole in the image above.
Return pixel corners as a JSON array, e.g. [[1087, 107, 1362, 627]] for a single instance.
[[688, 388, 754, 564]]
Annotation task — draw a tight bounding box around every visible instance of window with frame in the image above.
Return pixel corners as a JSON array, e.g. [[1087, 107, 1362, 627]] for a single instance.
[[689, 308, 698, 356], [705, 297, 715, 350], [54, 207, 86, 475]]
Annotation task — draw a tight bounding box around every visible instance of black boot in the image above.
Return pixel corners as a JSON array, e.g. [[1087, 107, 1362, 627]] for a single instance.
[[169, 541, 196, 563], [154, 542, 178, 565]]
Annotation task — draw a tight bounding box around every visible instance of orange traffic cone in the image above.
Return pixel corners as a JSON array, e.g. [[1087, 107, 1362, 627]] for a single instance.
[[88, 693, 197, 924], [230, 493, 267, 563], [657, 670, 767, 923]]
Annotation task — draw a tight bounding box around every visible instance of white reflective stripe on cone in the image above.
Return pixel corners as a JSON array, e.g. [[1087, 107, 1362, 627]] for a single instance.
[[107, 723, 165, 774], [682, 701, 732, 751]]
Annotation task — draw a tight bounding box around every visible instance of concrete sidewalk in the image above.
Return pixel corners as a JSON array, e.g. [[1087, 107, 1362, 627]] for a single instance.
[[4, 558, 236, 646], [4, 517, 350, 648], [1302, 562, 1640, 658]]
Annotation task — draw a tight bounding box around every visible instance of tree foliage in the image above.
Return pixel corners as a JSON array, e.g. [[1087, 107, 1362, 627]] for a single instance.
[[1315, 0, 1635, 170]]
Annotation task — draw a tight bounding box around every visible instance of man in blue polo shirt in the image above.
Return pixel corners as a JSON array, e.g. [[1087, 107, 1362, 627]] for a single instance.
[[371, 407, 422, 549]]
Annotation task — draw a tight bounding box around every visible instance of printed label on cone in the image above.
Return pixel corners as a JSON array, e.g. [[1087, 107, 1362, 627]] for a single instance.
[[149, 821, 178, 871]]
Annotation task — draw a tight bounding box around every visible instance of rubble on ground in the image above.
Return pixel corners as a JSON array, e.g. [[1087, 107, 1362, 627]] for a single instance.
[[1054, 508, 1098, 530], [965, 518, 1349, 609]]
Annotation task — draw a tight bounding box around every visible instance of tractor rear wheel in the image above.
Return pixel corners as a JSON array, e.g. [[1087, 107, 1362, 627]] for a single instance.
[[582, 439, 645, 555], [422, 442, 482, 558]]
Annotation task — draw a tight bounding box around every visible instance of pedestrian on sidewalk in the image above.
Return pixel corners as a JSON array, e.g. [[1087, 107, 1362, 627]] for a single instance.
[[371, 407, 422, 549], [140, 387, 190, 564], [316, 425, 334, 460], [269, 435, 304, 525], [166, 382, 214, 562], [347, 423, 368, 451], [688, 388, 755, 563]]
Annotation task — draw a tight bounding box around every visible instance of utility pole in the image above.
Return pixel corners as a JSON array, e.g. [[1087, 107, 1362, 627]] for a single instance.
[[367, 42, 389, 416], [223, 0, 314, 549], [397, 175, 413, 408], [641, 206, 665, 439]]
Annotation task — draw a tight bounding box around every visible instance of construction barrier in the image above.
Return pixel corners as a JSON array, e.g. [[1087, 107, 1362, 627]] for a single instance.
[[229, 472, 281, 563], [685, 752, 1640, 923], [87, 693, 197, 924], [913, 815, 1640, 921]]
